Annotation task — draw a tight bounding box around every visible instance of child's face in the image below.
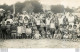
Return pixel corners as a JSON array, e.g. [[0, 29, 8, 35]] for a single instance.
[[24, 18, 28, 20], [73, 26, 77, 29], [64, 26, 67, 29], [69, 26, 72, 29], [60, 25, 62, 28]]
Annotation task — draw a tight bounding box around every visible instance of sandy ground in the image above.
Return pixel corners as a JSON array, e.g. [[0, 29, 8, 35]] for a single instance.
[[0, 39, 80, 48]]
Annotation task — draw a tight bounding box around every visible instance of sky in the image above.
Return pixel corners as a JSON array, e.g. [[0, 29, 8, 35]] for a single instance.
[[0, 0, 80, 8]]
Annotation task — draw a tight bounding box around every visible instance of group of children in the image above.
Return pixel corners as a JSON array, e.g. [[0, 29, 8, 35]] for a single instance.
[[0, 11, 80, 40]]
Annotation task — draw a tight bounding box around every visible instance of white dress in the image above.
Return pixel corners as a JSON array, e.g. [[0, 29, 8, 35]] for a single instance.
[[26, 28, 32, 35], [50, 23, 55, 28], [17, 26, 22, 36]]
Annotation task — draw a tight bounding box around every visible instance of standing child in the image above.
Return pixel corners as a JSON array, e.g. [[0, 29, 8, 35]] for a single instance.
[[72, 25, 78, 41], [1, 18, 6, 39], [25, 26, 32, 38], [68, 25, 73, 39], [17, 23, 22, 39], [50, 18, 55, 38], [18, 16, 23, 26]]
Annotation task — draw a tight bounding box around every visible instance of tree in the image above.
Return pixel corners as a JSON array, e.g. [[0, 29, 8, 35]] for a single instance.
[[65, 7, 74, 13], [15, 2, 25, 14], [22, 3, 34, 13], [31, 0, 43, 13], [51, 5, 64, 13]]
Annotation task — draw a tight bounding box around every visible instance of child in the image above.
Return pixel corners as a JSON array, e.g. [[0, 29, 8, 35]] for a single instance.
[[41, 29, 46, 38], [59, 24, 63, 37], [6, 20, 12, 39], [18, 16, 23, 26], [13, 17, 18, 26], [23, 16, 28, 26], [68, 25, 73, 39], [1, 18, 6, 39], [40, 20, 46, 32], [11, 24, 17, 39], [21, 25, 26, 38], [50, 18, 55, 38], [72, 25, 78, 41], [34, 30, 41, 39], [63, 16, 69, 26], [6, 16, 13, 25], [63, 31, 69, 40], [25, 26, 32, 38], [46, 30, 51, 38], [54, 30, 58, 39], [32, 30, 35, 39], [57, 31, 62, 39], [17, 23, 23, 39]]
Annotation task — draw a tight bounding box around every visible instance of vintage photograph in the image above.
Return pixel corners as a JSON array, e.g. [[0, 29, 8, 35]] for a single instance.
[[0, 0, 80, 48]]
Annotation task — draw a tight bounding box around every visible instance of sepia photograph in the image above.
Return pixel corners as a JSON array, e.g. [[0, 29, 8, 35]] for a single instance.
[[0, 0, 80, 48]]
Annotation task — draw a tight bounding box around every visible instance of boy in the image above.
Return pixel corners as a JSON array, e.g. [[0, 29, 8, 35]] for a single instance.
[[72, 25, 78, 41]]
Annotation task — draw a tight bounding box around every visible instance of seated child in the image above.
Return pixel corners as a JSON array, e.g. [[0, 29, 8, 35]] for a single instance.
[[54, 30, 62, 39], [41, 29, 46, 38], [63, 31, 69, 39], [59, 24, 63, 35], [34, 30, 41, 39], [54, 30, 58, 39], [46, 30, 51, 38]]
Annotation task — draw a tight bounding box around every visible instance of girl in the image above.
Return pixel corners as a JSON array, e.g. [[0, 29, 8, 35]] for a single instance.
[[25, 26, 32, 38], [17, 23, 23, 39]]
